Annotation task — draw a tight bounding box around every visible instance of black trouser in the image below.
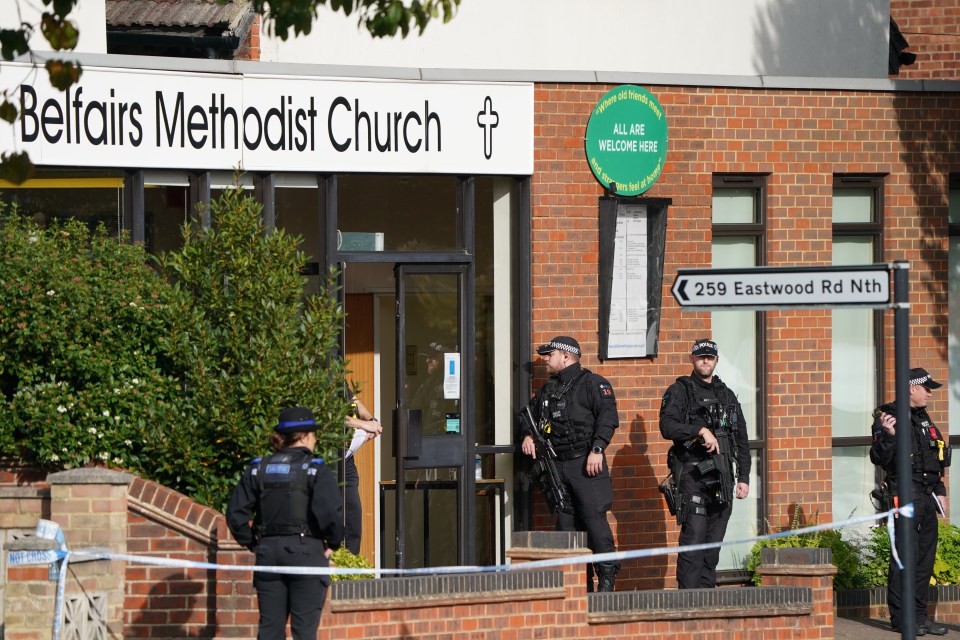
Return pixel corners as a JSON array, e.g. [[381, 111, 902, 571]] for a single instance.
[[253, 535, 330, 640], [676, 463, 733, 589], [343, 456, 362, 555], [888, 489, 940, 626], [554, 453, 619, 572]]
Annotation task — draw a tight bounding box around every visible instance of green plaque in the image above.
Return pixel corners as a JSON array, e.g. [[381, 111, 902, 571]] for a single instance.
[[584, 85, 668, 196]]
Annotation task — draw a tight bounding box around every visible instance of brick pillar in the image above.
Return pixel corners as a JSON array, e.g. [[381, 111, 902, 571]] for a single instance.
[[4, 468, 131, 640], [758, 547, 838, 639], [508, 530, 592, 603]]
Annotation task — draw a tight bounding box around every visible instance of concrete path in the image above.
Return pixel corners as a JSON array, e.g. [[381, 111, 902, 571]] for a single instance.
[[837, 617, 958, 638]]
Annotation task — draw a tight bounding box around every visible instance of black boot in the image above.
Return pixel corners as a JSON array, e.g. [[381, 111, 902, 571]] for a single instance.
[[596, 561, 618, 592], [586, 563, 595, 592]]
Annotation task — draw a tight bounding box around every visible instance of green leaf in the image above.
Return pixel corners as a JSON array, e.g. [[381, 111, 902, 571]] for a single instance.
[[0, 99, 17, 124], [0, 151, 34, 184], [44, 59, 82, 90], [0, 27, 31, 61]]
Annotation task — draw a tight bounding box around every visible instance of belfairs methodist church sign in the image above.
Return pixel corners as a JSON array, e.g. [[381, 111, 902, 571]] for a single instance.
[[584, 85, 668, 196], [0, 62, 533, 175]]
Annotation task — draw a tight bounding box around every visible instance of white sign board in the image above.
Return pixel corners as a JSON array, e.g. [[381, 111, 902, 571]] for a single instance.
[[0, 62, 534, 175], [671, 265, 892, 309], [606, 204, 648, 357]]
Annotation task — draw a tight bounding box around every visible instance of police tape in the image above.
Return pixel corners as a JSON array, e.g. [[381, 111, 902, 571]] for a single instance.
[[8, 505, 910, 578]]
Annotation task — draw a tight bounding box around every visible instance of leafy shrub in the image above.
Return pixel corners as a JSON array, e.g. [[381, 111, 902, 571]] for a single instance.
[[153, 186, 350, 510], [860, 520, 960, 588], [330, 547, 375, 581], [0, 205, 178, 470], [0, 189, 351, 513], [746, 504, 870, 590]]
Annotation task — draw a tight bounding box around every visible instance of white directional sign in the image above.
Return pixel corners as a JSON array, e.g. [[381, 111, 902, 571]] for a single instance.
[[671, 265, 892, 309]]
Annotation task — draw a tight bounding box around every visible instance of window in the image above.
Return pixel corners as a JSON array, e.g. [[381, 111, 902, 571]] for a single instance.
[[831, 176, 883, 534], [711, 175, 766, 576], [948, 176, 960, 526], [0, 169, 127, 239]]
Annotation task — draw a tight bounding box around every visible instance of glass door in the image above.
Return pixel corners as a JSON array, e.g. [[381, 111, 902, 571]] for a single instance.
[[393, 263, 475, 568]]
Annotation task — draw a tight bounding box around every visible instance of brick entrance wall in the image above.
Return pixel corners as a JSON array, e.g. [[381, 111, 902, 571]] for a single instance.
[[529, 83, 957, 590]]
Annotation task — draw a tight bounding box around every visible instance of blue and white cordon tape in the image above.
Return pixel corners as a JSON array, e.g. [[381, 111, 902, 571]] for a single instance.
[[9, 506, 911, 640]]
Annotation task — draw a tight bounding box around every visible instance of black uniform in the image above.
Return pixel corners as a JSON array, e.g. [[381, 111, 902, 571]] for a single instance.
[[227, 447, 344, 640], [343, 455, 362, 555], [521, 362, 620, 579], [869, 403, 949, 629], [659, 374, 750, 589]]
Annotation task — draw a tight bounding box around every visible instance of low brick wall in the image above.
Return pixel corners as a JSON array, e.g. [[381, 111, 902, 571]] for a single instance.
[[319, 535, 836, 640], [836, 584, 960, 623], [0, 468, 845, 639]]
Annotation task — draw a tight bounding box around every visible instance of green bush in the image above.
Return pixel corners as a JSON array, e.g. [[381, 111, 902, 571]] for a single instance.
[[746, 505, 870, 590], [0, 205, 178, 471], [860, 520, 960, 588], [330, 547, 375, 581], [153, 186, 350, 510], [0, 189, 351, 513]]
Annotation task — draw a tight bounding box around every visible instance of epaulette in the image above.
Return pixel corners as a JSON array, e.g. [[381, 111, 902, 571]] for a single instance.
[[311, 457, 325, 465]]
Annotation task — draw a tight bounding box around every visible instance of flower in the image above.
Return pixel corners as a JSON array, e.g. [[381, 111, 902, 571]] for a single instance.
[[102, 410, 110, 417], [88, 427, 97, 434], [57, 405, 67, 414], [50, 454, 60, 462], [46, 290, 56, 296]]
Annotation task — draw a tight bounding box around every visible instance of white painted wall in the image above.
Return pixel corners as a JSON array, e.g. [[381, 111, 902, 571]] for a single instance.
[[262, 0, 890, 79], [4, 0, 107, 55]]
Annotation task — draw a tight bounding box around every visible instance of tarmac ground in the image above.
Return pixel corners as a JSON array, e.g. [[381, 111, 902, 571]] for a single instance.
[[837, 617, 959, 638]]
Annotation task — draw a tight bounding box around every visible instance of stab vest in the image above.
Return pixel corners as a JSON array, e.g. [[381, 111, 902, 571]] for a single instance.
[[674, 376, 740, 463], [876, 402, 950, 481], [541, 367, 594, 452], [253, 449, 324, 537]]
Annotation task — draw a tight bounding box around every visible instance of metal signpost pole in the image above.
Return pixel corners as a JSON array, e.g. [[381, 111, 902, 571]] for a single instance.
[[893, 261, 914, 640]]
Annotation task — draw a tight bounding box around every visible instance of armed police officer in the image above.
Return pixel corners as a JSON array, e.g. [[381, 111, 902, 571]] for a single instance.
[[870, 367, 950, 636], [659, 338, 750, 589], [227, 407, 344, 640], [519, 335, 620, 592]]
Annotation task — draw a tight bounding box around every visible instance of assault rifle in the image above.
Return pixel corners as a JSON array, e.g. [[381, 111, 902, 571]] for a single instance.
[[521, 406, 574, 515], [695, 403, 737, 505]]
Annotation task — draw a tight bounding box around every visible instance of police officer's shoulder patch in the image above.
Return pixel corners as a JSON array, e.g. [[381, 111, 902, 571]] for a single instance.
[[599, 383, 614, 398], [311, 457, 325, 465]]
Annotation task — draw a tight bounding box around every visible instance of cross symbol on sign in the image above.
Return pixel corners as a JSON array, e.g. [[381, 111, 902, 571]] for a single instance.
[[476, 96, 499, 160]]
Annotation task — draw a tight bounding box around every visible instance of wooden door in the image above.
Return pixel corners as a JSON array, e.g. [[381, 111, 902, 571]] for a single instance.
[[345, 293, 376, 563]]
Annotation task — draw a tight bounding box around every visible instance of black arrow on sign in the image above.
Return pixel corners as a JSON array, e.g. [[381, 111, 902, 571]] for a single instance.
[[675, 278, 689, 302]]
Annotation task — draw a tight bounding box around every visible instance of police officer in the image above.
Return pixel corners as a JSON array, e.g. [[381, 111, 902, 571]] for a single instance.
[[519, 335, 620, 591], [659, 338, 750, 589], [870, 367, 950, 636], [227, 407, 344, 640], [344, 393, 381, 554]]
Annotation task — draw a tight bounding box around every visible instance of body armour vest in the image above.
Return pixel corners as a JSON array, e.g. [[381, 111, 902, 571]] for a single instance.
[[876, 402, 950, 480], [254, 449, 323, 537], [676, 376, 740, 462], [541, 367, 595, 451]]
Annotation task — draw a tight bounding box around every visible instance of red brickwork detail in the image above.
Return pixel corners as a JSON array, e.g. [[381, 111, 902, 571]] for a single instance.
[[891, 1, 960, 79], [531, 83, 956, 590]]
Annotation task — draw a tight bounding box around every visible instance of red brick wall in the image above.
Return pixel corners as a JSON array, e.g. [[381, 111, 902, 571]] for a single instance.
[[235, 15, 261, 61], [124, 477, 257, 639], [891, 1, 960, 79], [530, 84, 957, 590]]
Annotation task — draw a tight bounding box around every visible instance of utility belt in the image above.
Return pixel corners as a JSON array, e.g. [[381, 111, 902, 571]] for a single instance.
[[553, 444, 590, 461], [258, 524, 315, 538]]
